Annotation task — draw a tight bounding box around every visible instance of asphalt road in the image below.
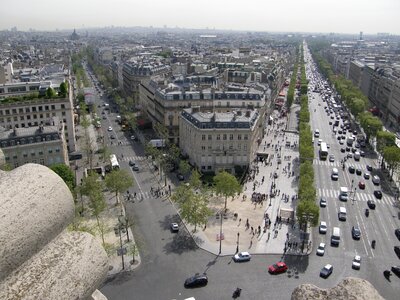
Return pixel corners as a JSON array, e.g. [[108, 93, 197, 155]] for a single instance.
[[85, 60, 400, 300], [305, 46, 400, 300]]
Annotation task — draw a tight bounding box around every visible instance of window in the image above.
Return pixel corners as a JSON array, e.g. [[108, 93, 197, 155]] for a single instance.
[[19, 108, 23, 113], [20, 116, 24, 121], [39, 106, 43, 111], [62, 111, 66, 116], [202, 134, 205, 140], [244, 145, 247, 150], [223, 134, 227, 140], [208, 135, 212, 140], [32, 107, 37, 112], [33, 115, 37, 119], [5, 109, 10, 115], [229, 134, 233, 140], [244, 134, 248, 140], [27, 115, 31, 120], [227, 102, 230, 107], [208, 145, 212, 150], [39, 159, 45, 165], [25, 108, 30, 113], [201, 146, 205, 150], [238, 134, 242, 140], [31, 152, 36, 157], [12, 109, 17, 114], [40, 114, 43, 118], [45, 105, 49, 110], [61, 104, 65, 109], [216, 134, 220, 140], [23, 153, 28, 158], [55, 148, 60, 153], [51, 105, 55, 110], [12, 154, 18, 159], [46, 113, 50, 118], [13, 116, 17, 121], [48, 149, 53, 154]]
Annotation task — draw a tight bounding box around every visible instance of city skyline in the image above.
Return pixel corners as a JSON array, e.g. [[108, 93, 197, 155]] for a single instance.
[[1, 0, 399, 35]]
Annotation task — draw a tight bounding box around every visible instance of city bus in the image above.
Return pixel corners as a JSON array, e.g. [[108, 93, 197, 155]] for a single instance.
[[319, 142, 328, 160], [110, 154, 120, 170]]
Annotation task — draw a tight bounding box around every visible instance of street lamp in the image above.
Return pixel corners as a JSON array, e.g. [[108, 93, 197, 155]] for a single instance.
[[236, 232, 240, 253]]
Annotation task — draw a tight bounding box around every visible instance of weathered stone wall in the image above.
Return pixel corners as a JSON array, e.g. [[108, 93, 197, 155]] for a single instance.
[[0, 164, 108, 300], [291, 277, 384, 300]]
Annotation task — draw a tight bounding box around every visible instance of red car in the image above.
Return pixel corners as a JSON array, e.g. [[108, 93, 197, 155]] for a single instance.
[[268, 262, 288, 274], [358, 181, 365, 189]]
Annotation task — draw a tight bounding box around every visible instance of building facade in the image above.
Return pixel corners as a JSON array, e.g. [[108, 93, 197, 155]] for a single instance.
[[0, 124, 68, 168], [139, 77, 266, 143], [179, 107, 263, 174], [0, 85, 76, 151]]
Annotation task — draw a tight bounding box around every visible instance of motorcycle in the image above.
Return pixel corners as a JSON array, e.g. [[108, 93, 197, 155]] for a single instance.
[[233, 287, 242, 298], [371, 240, 376, 249], [365, 208, 369, 217]]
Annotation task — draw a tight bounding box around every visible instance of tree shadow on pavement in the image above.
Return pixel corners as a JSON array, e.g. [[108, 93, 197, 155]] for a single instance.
[[282, 254, 310, 277], [163, 232, 202, 255], [159, 213, 182, 231]]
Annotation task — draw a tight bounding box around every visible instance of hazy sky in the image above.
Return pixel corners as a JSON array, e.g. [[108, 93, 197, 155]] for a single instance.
[[1, 0, 399, 34]]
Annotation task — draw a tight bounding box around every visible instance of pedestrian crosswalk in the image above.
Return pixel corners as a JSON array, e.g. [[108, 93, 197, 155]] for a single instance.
[[313, 159, 365, 170], [124, 190, 169, 202], [121, 156, 146, 162], [317, 188, 394, 205]]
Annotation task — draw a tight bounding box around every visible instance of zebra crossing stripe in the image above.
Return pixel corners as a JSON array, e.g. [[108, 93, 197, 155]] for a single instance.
[[317, 188, 393, 205]]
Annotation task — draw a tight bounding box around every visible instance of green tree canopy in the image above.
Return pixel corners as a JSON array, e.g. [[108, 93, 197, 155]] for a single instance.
[[296, 200, 319, 227], [382, 146, 400, 177], [105, 169, 134, 204], [59, 82, 68, 97], [50, 163, 75, 192], [45, 87, 56, 98], [376, 130, 396, 153], [213, 171, 242, 210]]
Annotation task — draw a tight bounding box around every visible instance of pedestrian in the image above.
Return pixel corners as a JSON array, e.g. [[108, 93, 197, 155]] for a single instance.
[[286, 232, 289, 239], [251, 226, 254, 234], [246, 219, 249, 228]]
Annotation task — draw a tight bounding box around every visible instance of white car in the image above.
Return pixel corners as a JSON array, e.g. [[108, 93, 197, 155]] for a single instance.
[[316, 243, 326, 256], [352, 255, 361, 270], [233, 251, 251, 262], [329, 155, 335, 162], [319, 221, 327, 234], [170, 223, 179, 232], [107, 126, 113, 131]]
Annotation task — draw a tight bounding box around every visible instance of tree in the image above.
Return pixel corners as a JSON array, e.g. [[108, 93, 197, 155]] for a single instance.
[[213, 171, 242, 211], [358, 112, 383, 142], [179, 160, 191, 177], [376, 131, 396, 153], [50, 163, 75, 192], [296, 200, 319, 227], [45, 87, 56, 98], [59, 82, 68, 97], [105, 169, 134, 204], [171, 185, 212, 232], [383, 146, 400, 178], [79, 173, 107, 245], [189, 169, 203, 190], [88, 186, 107, 246], [349, 98, 365, 117]]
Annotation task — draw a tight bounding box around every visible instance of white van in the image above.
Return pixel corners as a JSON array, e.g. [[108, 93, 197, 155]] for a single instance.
[[331, 168, 339, 181], [372, 175, 380, 185], [331, 227, 341, 246], [338, 207, 347, 221], [339, 187, 348, 201], [314, 129, 320, 138], [354, 151, 360, 161]]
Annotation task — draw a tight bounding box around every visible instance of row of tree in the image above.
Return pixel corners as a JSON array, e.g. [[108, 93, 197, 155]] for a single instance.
[[310, 48, 400, 180], [296, 47, 319, 228]]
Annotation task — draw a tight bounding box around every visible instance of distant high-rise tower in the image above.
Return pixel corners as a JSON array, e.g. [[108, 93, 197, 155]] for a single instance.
[[359, 31, 363, 41]]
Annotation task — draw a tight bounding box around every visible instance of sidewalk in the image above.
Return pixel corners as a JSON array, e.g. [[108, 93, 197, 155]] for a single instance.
[[72, 119, 141, 276], [173, 105, 313, 257]]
